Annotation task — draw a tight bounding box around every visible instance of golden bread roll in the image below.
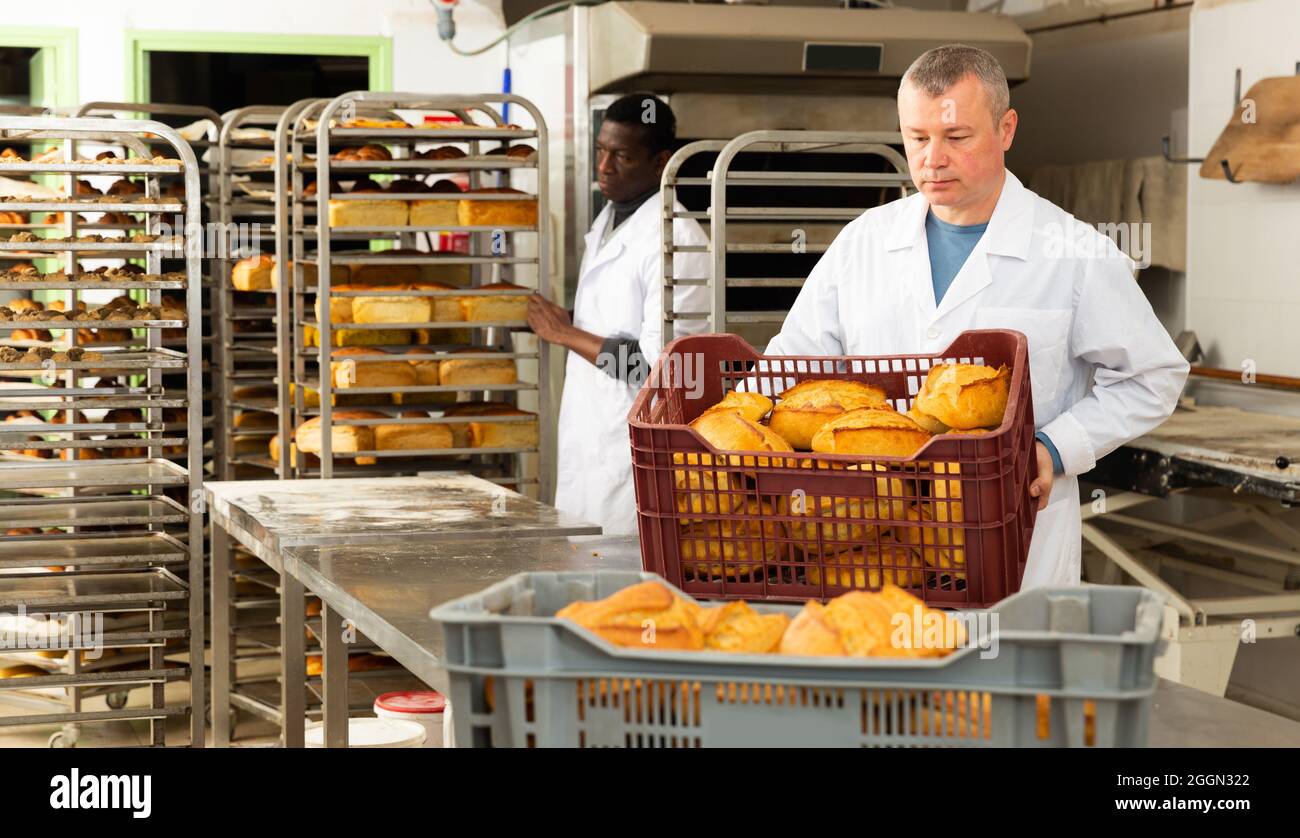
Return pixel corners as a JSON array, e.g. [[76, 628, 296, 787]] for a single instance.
[[810, 406, 932, 458], [769, 379, 889, 450], [0, 664, 45, 679], [457, 188, 538, 227], [895, 498, 965, 579], [459, 282, 529, 322], [556, 581, 704, 651], [780, 585, 963, 658], [700, 390, 774, 424], [679, 500, 783, 579], [330, 346, 418, 389], [437, 350, 517, 386], [912, 363, 1010, 430], [8, 299, 43, 314], [806, 544, 927, 589], [698, 601, 790, 654], [689, 409, 794, 470], [787, 467, 911, 551], [907, 405, 951, 434], [232, 254, 274, 291], [373, 414, 453, 451], [294, 410, 387, 465]]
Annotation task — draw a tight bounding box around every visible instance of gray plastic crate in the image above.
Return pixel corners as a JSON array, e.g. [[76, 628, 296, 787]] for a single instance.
[[431, 572, 1165, 748]]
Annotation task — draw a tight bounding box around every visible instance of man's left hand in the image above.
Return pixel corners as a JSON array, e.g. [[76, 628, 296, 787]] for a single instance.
[[527, 293, 572, 345], [1028, 441, 1054, 511]]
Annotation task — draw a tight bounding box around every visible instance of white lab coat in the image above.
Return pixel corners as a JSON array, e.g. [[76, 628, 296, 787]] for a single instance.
[[554, 193, 710, 535], [765, 169, 1189, 589]]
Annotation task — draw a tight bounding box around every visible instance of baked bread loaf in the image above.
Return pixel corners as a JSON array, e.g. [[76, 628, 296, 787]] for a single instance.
[[303, 324, 411, 347], [457, 188, 538, 227], [680, 500, 782, 579], [700, 390, 773, 424], [333, 144, 393, 161], [341, 118, 409, 129], [8, 299, 42, 315], [779, 585, 963, 658], [912, 363, 1010, 430], [351, 292, 431, 325], [9, 328, 53, 342], [770, 379, 889, 450], [459, 282, 529, 322], [330, 346, 418, 389], [409, 179, 463, 226], [328, 179, 408, 228], [390, 347, 453, 406], [906, 405, 951, 434], [373, 412, 453, 452], [441, 402, 535, 448], [556, 581, 705, 651], [438, 349, 517, 386], [699, 601, 790, 654], [289, 381, 378, 408], [295, 410, 387, 465], [810, 406, 932, 458], [689, 409, 793, 469], [787, 466, 910, 551], [407, 281, 463, 322], [232, 254, 275, 291], [806, 544, 927, 588], [233, 410, 277, 430], [419, 146, 467, 160]]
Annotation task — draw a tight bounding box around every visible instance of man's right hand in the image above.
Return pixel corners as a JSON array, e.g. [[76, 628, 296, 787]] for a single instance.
[[526, 293, 573, 345]]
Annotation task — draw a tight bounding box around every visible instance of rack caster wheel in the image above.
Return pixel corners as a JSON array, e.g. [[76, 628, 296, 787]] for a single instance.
[[107, 691, 129, 710], [48, 727, 79, 748]]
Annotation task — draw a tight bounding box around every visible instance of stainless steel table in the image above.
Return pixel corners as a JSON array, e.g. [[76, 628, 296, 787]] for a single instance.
[[279, 534, 1300, 748], [203, 473, 601, 747]]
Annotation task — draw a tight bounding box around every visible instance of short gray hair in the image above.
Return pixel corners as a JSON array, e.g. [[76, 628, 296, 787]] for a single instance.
[[900, 44, 1010, 122]]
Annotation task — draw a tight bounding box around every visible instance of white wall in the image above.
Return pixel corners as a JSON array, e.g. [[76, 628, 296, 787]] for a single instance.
[[1187, 0, 1300, 377], [2, 0, 508, 104]]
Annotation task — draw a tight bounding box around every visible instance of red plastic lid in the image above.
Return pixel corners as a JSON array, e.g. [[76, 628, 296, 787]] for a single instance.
[[423, 115, 464, 126], [375, 691, 446, 714]]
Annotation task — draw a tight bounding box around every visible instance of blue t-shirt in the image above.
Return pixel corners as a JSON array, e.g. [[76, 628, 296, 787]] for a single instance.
[[925, 210, 1064, 474], [925, 210, 988, 307]]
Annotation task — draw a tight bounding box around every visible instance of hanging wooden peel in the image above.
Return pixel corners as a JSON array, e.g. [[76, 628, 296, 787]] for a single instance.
[[1200, 75, 1300, 184]]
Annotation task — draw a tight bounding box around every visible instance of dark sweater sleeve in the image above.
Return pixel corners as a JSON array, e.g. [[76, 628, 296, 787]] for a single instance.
[[597, 334, 650, 385]]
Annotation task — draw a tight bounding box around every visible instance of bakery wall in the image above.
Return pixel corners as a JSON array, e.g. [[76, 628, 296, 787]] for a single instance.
[[1, 0, 509, 104], [1186, 0, 1300, 379]]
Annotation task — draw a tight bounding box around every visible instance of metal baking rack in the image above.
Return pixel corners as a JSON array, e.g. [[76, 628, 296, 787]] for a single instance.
[[660, 130, 913, 349], [284, 92, 552, 494], [0, 115, 205, 748]]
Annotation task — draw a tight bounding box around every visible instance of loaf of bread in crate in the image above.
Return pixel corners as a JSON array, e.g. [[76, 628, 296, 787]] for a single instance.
[[330, 346, 417, 389], [912, 363, 1010, 430], [700, 390, 773, 424], [232, 254, 275, 291], [459, 281, 529, 322], [786, 464, 911, 551], [457, 188, 537, 227], [294, 411, 386, 465], [780, 585, 964, 658], [555, 580, 705, 651], [769, 379, 889, 450], [442, 402, 537, 448], [438, 349, 517, 386], [810, 405, 932, 458], [806, 544, 927, 588], [689, 409, 793, 469], [679, 499, 782, 580], [698, 601, 791, 654]]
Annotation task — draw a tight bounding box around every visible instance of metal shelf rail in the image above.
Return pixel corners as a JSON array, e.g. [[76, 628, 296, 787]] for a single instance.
[[0, 114, 205, 747], [287, 92, 553, 493], [661, 130, 913, 348]]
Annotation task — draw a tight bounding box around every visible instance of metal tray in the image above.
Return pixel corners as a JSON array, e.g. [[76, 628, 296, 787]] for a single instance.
[[0, 458, 190, 489], [0, 496, 188, 529], [0, 567, 187, 608], [0, 532, 189, 569]]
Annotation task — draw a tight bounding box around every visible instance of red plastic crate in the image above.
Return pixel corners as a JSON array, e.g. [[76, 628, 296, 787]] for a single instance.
[[627, 331, 1039, 608]]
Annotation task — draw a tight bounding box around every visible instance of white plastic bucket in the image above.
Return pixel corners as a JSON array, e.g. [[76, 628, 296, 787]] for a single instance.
[[373, 691, 446, 748], [304, 717, 426, 748]]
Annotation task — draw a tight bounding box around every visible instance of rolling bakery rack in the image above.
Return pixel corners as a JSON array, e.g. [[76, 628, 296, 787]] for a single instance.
[[660, 130, 913, 348], [73, 103, 222, 482], [0, 114, 205, 747], [288, 91, 552, 493]]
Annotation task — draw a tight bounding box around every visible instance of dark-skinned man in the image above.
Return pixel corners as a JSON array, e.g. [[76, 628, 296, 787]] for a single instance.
[[527, 94, 709, 535]]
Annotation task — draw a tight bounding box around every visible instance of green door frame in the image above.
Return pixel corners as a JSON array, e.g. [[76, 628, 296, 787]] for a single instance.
[[124, 30, 393, 102], [0, 27, 78, 108]]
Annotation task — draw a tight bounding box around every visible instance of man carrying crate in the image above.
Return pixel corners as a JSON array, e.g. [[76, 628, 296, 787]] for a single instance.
[[765, 44, 1189, 588]]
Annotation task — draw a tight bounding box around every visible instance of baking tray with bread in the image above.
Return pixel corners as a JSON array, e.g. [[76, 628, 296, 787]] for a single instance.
[[627, 331, 1039, 609]]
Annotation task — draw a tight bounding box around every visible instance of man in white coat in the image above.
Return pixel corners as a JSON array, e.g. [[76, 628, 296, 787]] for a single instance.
[[765, 45, 1189, 588], [528, 94, 709, 535]]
